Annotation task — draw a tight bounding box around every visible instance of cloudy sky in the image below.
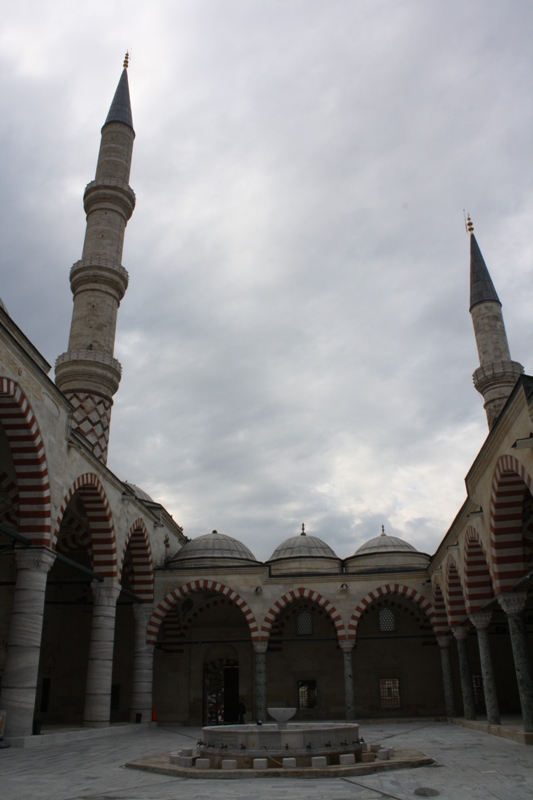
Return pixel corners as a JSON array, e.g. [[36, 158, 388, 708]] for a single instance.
[[1, 1, 532, 561]]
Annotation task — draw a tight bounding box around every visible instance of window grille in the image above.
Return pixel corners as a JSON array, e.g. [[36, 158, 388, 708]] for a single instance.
[[298, 679, 317, 708], [297, 611, 313, 635], [380, 678, 400, 709], [379, 607, 396, 632]]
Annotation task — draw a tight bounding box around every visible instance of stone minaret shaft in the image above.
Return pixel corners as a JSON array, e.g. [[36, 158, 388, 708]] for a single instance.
[[468, 218, 523, 429], [56, 60, 135, 463]]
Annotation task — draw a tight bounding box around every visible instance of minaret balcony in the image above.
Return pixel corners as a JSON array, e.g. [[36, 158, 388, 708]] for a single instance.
[[472, 360, 524, 394], [69, 258, 129, 300], [83, 178, 136, 220], [55, 349, 122, 397]]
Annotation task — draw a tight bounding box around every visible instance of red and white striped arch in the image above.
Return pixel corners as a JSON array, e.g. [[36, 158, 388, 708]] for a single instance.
[[432, 579, 449, 636], [464, 526, 494, 614], [260, 587, 346, 642], [147, 581, 259, 645], [53, 473, 117, 578], [119, 519, 154, 603], [348, 584, 436, 640], [0, 378, 51, 545], [445, 557, 467, 627], [490, 455, 533, 593]]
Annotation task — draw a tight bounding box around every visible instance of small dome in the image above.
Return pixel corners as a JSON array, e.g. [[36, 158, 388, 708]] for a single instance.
[[124, 482, 154, 503], [168, 530, 258, 567], [354, 526, 418, 556], [269, 530, 339, 561]]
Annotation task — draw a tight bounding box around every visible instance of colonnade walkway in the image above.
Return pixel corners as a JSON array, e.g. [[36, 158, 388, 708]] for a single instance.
[[1, 720, 532, 800]]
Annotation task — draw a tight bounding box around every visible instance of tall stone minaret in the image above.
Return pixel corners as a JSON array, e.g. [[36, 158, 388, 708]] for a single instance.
[[468, 215, 523, 429], [56, 55, 136, 463]]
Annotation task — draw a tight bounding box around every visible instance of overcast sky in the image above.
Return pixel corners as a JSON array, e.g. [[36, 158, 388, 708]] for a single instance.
[[1, 1, 532, 561]]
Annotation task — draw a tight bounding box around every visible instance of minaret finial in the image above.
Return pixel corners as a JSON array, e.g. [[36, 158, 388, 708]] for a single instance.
[[301, 523, 306, 536], [466, 212, 474, 235], [123, 51, 129, 69]]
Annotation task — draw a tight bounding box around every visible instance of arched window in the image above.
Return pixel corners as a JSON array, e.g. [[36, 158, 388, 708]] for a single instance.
[[379, 607, 395, 632], [297, 611, 313, 635]]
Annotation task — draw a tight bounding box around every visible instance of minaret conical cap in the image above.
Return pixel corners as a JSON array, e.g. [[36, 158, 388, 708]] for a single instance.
[[469, 232, 500, 311], [104, 67, 134, 132]]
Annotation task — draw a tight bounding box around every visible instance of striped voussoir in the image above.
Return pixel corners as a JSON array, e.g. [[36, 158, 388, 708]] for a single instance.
[[348, 584, 436, 640], [260, 587, 346, 642], [56, 508, 93, 560], [119, 519, 154, 603], [432, 580, 450, 636], [0, 469, 20, 529], [490, 455, 533, 593], [147, 581, 259, 645], [445, 557, 467, 627], [66, 391, 112, 464], [54, 473, 117, 578], [0, 378, 51, 544], [464, 526, 494, 614]]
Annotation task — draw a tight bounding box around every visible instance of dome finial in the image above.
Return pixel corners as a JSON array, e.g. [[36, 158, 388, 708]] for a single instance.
[[301, 523, 306, 536], [381, 524, 386, 536], [123, 51, 130, 69]]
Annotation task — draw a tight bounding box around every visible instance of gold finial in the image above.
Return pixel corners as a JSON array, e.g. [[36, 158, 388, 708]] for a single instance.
[[465, 212, 474, 235], [381, 524, 386, 536], [301, 523, 306, 536], [123, 51, 129, 69]]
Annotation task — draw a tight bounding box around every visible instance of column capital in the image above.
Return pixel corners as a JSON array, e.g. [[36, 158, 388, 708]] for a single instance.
[[437, 635, 452, 648], [253, 640, 268, 654], [133, 603, 154, 623], [91, 580, 121, 606], [339, 639, 355, 652], [497, 592, 527, 616], [15, 547, 56, 573], [469, 611, 492, 630], [452, 626, 469, 641]]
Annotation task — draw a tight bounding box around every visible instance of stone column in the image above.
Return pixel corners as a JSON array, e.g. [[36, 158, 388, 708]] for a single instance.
[[0, 548, 55, 738], [498, 593, 533, 732], [130, 604, 154, 723], [340, 641, 355, 720], [452, 627, 476, 720], [84, 581, 121, 727], [253, 641, 268, 722], [469, 611, 500, 725], [437, 635, 457, 717]]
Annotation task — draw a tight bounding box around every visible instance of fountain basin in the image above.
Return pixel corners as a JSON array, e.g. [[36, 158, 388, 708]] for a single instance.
[[267, 707, 297, 722]]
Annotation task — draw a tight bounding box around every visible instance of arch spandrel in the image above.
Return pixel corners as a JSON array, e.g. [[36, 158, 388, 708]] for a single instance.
[[147, 581, 259, 645], [53, 473, 117, 579], [260, 587, 346, 643], [348, 583, 436, 640]]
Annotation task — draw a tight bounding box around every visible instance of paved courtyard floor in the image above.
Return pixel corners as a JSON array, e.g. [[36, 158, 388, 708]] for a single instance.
[[1, 721, 532, 800]]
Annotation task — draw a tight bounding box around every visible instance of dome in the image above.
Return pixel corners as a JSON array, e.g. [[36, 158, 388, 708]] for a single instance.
[[345, 525, 429, 574], [124, 482, 154, 503], [167, 530, 258, 567], [354, 528, 418, 556], [267, 525, 341, 575]]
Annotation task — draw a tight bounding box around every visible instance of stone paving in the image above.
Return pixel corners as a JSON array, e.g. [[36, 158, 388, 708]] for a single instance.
[[1, 721, 532, 800]]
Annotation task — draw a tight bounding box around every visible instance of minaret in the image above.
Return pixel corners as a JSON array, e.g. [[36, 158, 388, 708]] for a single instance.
[[468, 215, 523, 429], [56, 55, 136, 463]]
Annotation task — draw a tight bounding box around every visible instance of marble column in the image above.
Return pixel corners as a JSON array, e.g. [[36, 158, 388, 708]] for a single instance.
[[253, 641, 268, 722], [469, 611, 500, 725], [0, 548, 55, 738], [498, 593, 533, 732], [84, 580, 121, 727], [340, 641, 355, 720], [130, 604, 154, 723], [452, 626, 476, 720], [437, 635, 457, 717]]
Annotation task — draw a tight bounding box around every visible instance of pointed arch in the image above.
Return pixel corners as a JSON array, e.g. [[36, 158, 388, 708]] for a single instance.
[[147, 581, 259, 645], [0, 378, 51, 544], [490, 454, 533, 593], [348, 584, 435, 640], [445, 556, 467, 627], [432, 578, 449, 636], [464, 526, 494, 613], [261, 587, 346, 642], [53, 473, 117, 578], [119, 519, 154, 603]]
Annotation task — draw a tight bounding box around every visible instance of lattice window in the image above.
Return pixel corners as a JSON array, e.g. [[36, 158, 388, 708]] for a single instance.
[[297, 611, 313, 635], [379, 607, 396, 632], [298, 679, 317, 708], [380, 678, 400, 709]]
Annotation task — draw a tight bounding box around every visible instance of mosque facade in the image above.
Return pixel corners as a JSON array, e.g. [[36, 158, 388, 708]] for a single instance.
[[0, 63, 532, 743]]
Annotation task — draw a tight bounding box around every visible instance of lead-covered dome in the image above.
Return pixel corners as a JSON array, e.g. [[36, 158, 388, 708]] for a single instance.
[[167, 530, 258, 568], [345, 526, 429, 573], [267, 525, 342, 575]]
